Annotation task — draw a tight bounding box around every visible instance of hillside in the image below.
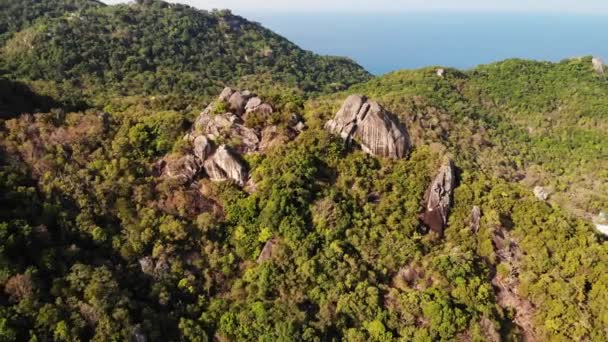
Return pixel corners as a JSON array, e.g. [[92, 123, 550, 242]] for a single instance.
[[0, 0, 371, 105], [0, 1, 607, 341], [0, 0, 103, 43], [306, 57, 608, 218]]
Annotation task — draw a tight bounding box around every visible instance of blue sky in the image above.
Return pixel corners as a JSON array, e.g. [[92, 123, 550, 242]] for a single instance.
[[101, 0, 608, 13]]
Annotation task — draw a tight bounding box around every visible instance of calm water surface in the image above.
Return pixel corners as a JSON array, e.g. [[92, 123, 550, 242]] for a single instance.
[[242, 12, 608, 74]]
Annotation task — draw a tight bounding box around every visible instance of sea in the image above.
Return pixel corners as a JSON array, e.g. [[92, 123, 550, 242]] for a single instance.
[[242, 12, 608, 75]]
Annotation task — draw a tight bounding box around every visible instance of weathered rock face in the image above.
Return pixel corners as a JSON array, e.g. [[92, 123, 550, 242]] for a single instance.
[[421, 159, 455, 235], [325, 95, 410, 159], [203, 145, 248, 186]]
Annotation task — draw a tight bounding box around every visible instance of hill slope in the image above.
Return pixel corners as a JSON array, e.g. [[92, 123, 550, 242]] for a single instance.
[[305, 57, 608, 217], [0, 0, 371, 103], [0, 0, 103, 43], [1, 59, 607, 341], [0, 2, 607, 341]]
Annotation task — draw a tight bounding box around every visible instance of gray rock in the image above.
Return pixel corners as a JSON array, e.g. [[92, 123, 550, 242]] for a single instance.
[[592, 57, 605, 75], [194, 110, 259, 154], [203, 145, 247, 185], [138, 257, 154, 275], [421, 159, 455, 235], [471, 206, 482, 233], [245, 97, 263, 112], [218, 87, 236, 102], [257, 238, 279, 263], [229, 91, 254, 116], [533, 186, 550, 201], [294, 121, 307, 132], [325, 95, 410, 159], [193, 135, 212, 162], [195, 112, 240, 137], [258, 125, 297, 152], [164, 155, 200, 183], [436, 68, 446, 77], [231, 124, 261, 154]]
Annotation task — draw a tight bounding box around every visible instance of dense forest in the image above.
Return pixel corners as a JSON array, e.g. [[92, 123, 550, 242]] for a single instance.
[[0, 0, 370, 106], [1, 1, 607, 341]]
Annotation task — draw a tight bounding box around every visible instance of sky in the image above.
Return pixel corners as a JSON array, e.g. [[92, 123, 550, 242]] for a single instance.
[[101, 0, 608, 14]]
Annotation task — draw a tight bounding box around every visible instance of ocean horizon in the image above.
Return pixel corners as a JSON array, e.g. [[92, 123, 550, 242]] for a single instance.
[[241, 11, 608, 74]]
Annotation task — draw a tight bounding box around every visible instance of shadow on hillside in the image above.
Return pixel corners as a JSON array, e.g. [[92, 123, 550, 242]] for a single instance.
[[0, 78, 64, 119]]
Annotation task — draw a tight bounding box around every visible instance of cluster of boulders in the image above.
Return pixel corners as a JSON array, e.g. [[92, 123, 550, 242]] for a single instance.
[[158, 87, 305, 186]]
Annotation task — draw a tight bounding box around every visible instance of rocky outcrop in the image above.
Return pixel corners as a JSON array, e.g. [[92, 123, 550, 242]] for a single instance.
[[195, 111, 260, 154], [533, 186, 550, 201], [139, 256, 169, 280], [594, 211, 608, 236], [162, 155, 200, 184], [421, 159, 455, 235], [325, 95, 410, 159], [393, 263, 430, 291], [592, 57, 605, 75], [192, 135, 211, 162], [470, 206, 482, 233], [194, 87, 305, 155], [160, 87, 305, 186], [203, 145, 247, 186]]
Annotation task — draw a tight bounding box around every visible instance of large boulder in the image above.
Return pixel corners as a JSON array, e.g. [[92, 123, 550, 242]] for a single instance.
[[533, 186, 550, 201], [203, 145, 247, 186], [421, 159, 455, 235], [218, 86, 236, 102], [228, 90, 254, 116], [325, 95, 410, 159], [592, 57, 605, 75], [162, 155, 200, 183]]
